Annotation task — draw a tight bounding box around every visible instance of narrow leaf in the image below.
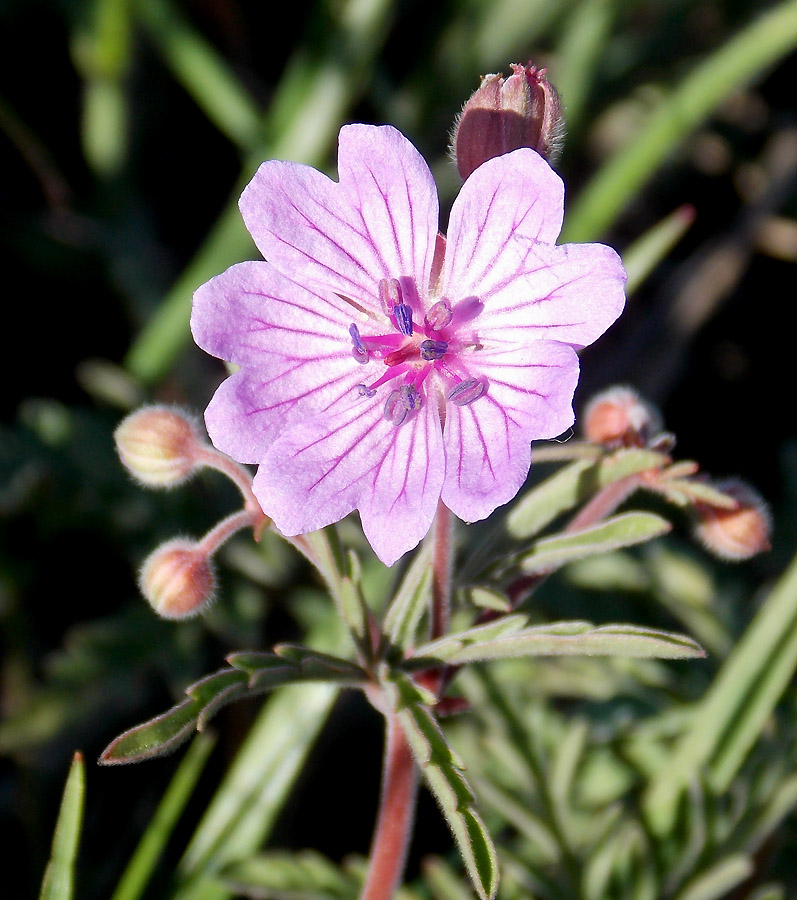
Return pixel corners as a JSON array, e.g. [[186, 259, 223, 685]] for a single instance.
[[676, 854, 753, 900], [519, 512, 671, 574], [39, 751, 85, 900], [384, 670, 499, 900], [383, 540, 434, 651], [411, 621, 705, 665]]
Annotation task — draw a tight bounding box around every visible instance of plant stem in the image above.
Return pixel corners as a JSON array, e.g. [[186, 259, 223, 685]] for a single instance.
[[360, 712, 419, 900]]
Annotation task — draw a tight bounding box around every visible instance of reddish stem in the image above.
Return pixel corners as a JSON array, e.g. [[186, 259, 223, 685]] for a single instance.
[[360, 713, 419, 900]]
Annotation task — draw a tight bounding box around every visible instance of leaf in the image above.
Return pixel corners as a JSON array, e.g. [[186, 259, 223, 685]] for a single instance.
[[410, 621, 705, 666], [39, 751, 85, 900], [518, 512, 671, 575], [384, 670, 499, 900], [100, 647, 366, 764], [382, 540, 434, 651], [219, 850, 358, 898], [507, 449, 667, 540], [110, 734, 215, 900], [675, 854, 753, 900]]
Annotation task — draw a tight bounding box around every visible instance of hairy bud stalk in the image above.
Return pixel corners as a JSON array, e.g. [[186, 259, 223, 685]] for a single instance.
[[452, 62, 565, 180]]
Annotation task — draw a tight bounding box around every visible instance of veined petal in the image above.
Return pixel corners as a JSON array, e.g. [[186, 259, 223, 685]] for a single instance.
[[255, 395, 444, 566], [443, 147, 565, 299], [239, 125, 438, 315], [441, 341, 579, 523], [471, 241, 626, 348], [191, 261, 355, 366]]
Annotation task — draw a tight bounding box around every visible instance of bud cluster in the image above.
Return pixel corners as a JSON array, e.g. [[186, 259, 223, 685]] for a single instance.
[[115, 406, 267, 619]]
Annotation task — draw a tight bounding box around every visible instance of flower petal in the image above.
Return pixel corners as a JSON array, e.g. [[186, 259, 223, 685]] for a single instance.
[[466, 241, 627, 349], [239, 124, 438, 315], [443, 147, 565, 296], [441, 341, 579, 523], [254, 395, 444, 566], [192, 261, 376, 463]]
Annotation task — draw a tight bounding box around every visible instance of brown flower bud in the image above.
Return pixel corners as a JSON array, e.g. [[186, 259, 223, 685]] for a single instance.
[[582, 386, 662, 448], [694, 479, 771, 561], [115, 406, 204, 488], [452, 62, 565, 180], [139, 538, 216, 619]]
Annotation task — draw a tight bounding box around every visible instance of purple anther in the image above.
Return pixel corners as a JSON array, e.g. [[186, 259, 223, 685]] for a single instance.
[[357, 384, 377, 398], [383, 389, 409, 426], [349, 323, 369, 364], [394, 303, 414, 336], [448, 378, 485, 406], [425, 299, 453, 330], [399, 384, 423, 410], [420, 339, 448, 361], [378, 278, 402, 315]]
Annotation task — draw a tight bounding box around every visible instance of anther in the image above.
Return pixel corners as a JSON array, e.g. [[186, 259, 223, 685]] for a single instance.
[[448, 378, 485, 406], [357, 384, 377, 398], [420, 339, 448, 361], [349, 323, 369, 364], [378, 278, 402, 315], [394, 303, 414, 336], [399, 384, 423, 410], [425, 300, 453, 330], [383, 390, 409, 426]]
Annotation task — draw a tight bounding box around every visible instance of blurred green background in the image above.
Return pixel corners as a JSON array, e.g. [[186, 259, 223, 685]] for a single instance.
[[2, 0, 797, 897]]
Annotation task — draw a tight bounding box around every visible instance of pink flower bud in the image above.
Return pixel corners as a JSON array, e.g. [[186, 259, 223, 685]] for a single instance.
[[694, 479, 771, 561], [452, 62, 565, 180], [582, 386, 662, 448], [138, 538, 216, 619], [115, 406, 204, 487]]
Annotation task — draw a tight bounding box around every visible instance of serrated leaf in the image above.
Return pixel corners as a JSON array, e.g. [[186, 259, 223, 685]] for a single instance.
[[408, 615, 530, 665], [100, 700, 201, 765], [410, 621, 704, 666], [507, 449, 668, 540], [383, 541, 434, 651], [384, 670, 498, 899], [39, 752, 85, 900], [272, 645, 368, 682], [519, 512, 671, 575]]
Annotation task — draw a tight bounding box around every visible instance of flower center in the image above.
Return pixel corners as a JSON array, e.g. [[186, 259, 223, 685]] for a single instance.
[[348, 277, 485, 425]]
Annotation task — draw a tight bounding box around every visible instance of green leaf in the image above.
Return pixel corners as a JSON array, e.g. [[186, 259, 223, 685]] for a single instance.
[[518, 512, 671, 575], [411, 621, 705, 666], [675, 854, 753, 900], [384, 670, 499, 900], [623, 204, 696, 295], [562, 0, 797, 242], [110, 734, 215, 900], [39, 751, 85, 900], [219, 850, 358, 898], [507, 449, 667, 540], [382, 540, 434, 651], [100, 647, 365, 764]]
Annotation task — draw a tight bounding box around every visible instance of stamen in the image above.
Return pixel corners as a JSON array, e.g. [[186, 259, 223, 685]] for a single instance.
[[399, 384, 423, 410], [378, 278, 402, 315], [425, 299, 452, 330], [357, 384, 377, 398], [448, 378, 485, 406], [349, 323, 369, 364], [383, 390, 409, 426], [420, 339, 448, 361], [394, 303, 414, 336]]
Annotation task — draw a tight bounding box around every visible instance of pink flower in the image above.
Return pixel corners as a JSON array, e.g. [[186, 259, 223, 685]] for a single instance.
[[191, 125, 625, 565]]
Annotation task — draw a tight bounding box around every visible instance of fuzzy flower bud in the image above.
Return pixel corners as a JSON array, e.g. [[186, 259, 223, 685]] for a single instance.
[[138, 538, 216, 619], [452, 62, 565, 180], [694, 479, 771, 561], [115, 406, 204, 488], [582, 385, 663, 448]]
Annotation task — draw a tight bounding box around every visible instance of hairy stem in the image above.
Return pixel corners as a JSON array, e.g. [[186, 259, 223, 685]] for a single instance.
[[360, 712, 419, 900]]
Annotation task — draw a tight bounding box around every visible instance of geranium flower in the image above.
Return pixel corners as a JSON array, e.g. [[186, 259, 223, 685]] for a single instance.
[[191, 125, 625, 565]]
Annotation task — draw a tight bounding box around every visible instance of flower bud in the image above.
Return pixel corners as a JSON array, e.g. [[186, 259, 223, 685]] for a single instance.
[[115, 406, 204, 487], [582, 386, 663, 448], [694, 479, 771, 561], [452, 62, 565, 180], [139, 538, 216, 619]]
